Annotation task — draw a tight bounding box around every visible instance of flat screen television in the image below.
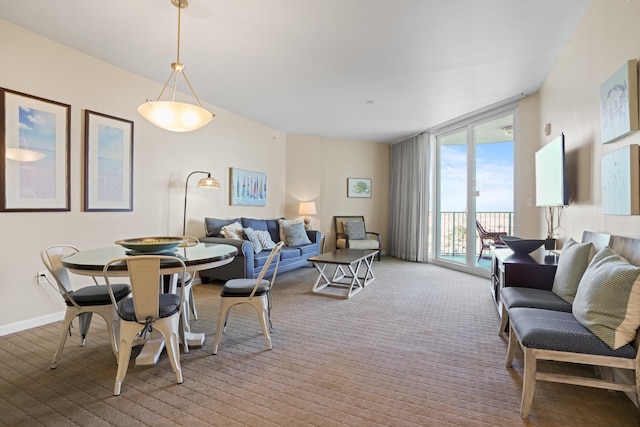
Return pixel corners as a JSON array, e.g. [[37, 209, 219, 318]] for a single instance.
[[535, 133, 570, 207]]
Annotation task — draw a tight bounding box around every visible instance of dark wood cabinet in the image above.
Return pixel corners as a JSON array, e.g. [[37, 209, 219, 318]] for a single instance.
[[490, 247, 559, 314]]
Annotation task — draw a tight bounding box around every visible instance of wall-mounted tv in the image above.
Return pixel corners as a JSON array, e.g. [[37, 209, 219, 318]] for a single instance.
[[535, 133, 570, 207]]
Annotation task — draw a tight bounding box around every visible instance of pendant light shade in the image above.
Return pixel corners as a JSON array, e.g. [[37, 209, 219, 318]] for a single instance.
[[138, 0, 214, 132], [5, 148, 46, 162]]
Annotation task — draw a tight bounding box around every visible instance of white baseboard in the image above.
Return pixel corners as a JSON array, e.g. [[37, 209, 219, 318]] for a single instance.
[[0, 311, 65, 337]]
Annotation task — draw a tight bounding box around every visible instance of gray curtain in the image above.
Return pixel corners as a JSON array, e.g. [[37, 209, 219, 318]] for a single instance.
[[388, 133, 430, 261]]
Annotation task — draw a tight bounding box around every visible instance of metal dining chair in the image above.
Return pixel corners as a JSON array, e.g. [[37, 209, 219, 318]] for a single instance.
[[103, 255, 188, 396], [212, 242, 284, 354], [41, 245, 131, 369]]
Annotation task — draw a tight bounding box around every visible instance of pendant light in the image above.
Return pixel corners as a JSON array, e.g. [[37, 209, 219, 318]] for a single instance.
[[138, 0, 214, 132]]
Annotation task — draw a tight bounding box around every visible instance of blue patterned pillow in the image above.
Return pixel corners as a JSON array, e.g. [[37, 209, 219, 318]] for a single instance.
[[243, 227, 262, 254], [255, 229, 276, 250]]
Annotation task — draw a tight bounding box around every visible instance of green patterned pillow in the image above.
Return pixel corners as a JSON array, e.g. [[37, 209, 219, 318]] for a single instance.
[[551, 238, 594, 303], [572, 246, 640, 349]]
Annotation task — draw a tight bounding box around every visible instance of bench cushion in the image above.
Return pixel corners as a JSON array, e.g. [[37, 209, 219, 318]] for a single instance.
[[501, 287, 572, 312], [551, 238, 594, 303], [573, 246, 640, 349], [510, 307, 636, 359]]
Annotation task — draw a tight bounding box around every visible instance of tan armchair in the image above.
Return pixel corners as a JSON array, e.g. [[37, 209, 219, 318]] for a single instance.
[[333, 215, 381, 261]]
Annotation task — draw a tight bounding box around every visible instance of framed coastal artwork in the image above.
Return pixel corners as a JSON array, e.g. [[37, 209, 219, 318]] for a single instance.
[[347, 177, 372, 198], [0, 88, 70, 212], [600, 59, 639, 144], [230, 167, 267, 206], [84, 110, 134, 211], [601, 144, 639, 215]]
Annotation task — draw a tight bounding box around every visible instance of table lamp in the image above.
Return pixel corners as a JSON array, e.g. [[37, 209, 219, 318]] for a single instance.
[[298, 201, 317, 230]]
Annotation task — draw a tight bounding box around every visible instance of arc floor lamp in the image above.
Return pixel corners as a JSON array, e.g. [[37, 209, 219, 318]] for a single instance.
[[183, 170, 220, 235]]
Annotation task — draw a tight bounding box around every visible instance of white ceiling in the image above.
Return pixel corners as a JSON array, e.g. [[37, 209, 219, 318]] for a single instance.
[[0, 0, 591, 143]]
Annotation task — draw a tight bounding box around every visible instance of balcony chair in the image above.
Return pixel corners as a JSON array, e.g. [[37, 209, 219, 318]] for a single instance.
[[103, 255, 188, 396], [212, 242, 284, 354], [41, 245, 131, 369], [476, 220, 507, 261], [333, 215, 381, 261]]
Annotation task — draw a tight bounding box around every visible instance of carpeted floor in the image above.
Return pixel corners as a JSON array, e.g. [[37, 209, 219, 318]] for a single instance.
[[1, 257, 638, 426]]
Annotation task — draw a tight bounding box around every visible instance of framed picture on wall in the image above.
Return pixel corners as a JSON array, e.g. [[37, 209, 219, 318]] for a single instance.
[[0, 88, 70, 212], [347, 177, 372, 198], [84, 110, 134, 211], [600, 59, 639, 144], [230, 167, 267, 206]]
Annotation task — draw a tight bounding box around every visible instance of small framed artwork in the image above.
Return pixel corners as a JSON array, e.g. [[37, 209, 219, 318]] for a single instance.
[[347, 178, 372, 198], [84, 110, 134, 211], [1, 88, 70, 212], [600, 59, 639, 144], [230, 167, 267, 206]]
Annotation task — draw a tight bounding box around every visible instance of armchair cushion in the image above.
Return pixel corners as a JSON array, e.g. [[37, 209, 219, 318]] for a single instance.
[[343, 220, 366, 240]]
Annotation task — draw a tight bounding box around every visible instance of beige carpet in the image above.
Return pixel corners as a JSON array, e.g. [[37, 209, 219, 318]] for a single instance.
[[1, 257, 638, 426]]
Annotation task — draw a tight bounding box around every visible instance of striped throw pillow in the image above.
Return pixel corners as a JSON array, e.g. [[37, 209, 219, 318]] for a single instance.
[[572, 246, 640, 349]]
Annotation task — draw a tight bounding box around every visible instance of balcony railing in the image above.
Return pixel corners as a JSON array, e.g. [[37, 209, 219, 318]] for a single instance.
[[439, 211, 513, 256]]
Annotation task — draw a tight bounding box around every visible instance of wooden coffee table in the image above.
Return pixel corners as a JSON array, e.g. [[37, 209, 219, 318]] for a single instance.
[[308, 249, 378, 299]]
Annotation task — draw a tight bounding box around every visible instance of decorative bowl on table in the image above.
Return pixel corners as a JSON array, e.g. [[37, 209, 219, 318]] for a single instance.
[[501, 236, 546, 255], [115, 236, 185, 253]]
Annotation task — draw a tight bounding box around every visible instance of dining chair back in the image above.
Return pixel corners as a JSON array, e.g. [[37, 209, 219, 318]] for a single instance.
[[212, 241, 285, 354], [177, 236, 200, 322], [41, 245, 131, 369], [103, 255, 188, 396]]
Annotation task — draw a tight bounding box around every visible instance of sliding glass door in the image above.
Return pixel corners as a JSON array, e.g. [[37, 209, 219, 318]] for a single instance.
[[434, 112, 515, 273]]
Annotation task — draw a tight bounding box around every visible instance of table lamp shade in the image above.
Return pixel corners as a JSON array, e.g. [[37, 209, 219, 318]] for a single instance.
[[298, 202, 317, 215]]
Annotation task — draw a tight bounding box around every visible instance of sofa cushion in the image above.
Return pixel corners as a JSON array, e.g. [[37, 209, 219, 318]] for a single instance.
[[509, 307, 636, 358], [205, 217, 241, 237], [572, 246, 640, 349], [343, 220, 366, 240], [297, 242, 318, 257], [221, 222, 245, 240], [242, 217, 269, 232], [255, 229, 276, 250], [243, 227, 262, 254], [282, 221, 312, 246], [551, 238, 594, 303], [266, 218, 283, 243], [280, 246, 302, 260]]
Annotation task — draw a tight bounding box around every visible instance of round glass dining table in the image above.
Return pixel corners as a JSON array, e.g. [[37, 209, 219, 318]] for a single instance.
[[61, 242, 237, 276], [61, 242, 237, 365]]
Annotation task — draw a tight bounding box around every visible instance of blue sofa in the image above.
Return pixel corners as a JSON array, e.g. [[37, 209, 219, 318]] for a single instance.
[[199, 217, 321, 282]]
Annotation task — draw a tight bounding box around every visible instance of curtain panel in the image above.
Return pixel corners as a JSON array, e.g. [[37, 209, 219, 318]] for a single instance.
[[388, 133, 430, 262]]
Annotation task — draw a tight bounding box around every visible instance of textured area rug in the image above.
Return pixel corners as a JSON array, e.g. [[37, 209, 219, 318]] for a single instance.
[[1, 257, 638, 426]]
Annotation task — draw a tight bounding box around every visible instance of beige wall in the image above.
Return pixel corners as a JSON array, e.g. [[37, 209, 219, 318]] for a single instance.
[[537, 0, 640, 244], [286, 135, 390, 251], [0, 20, 388, 334]]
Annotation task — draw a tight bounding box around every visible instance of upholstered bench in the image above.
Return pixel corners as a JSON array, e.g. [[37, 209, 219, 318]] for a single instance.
[[504, 240, 640, 418], [498, 237, 593, 336]]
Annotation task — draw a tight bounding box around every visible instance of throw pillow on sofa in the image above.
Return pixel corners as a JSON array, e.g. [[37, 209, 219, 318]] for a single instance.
[[282, 220, 312, 246], [255, 229, 277, 250], [551, 238, 594, 303], [572, 246, 640, 349], [221, 222, 244, 240], [243, 227, 262, 253], [278, 219, 303, 245]]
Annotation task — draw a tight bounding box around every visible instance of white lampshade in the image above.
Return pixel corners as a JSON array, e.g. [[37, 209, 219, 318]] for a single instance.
[[197, 175, 221, 189], [298, 201, 317, 215], [138, 101, 213, 132]]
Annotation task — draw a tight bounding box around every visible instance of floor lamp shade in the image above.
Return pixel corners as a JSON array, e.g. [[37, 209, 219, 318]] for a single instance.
[[183, 171, 220, 235]]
